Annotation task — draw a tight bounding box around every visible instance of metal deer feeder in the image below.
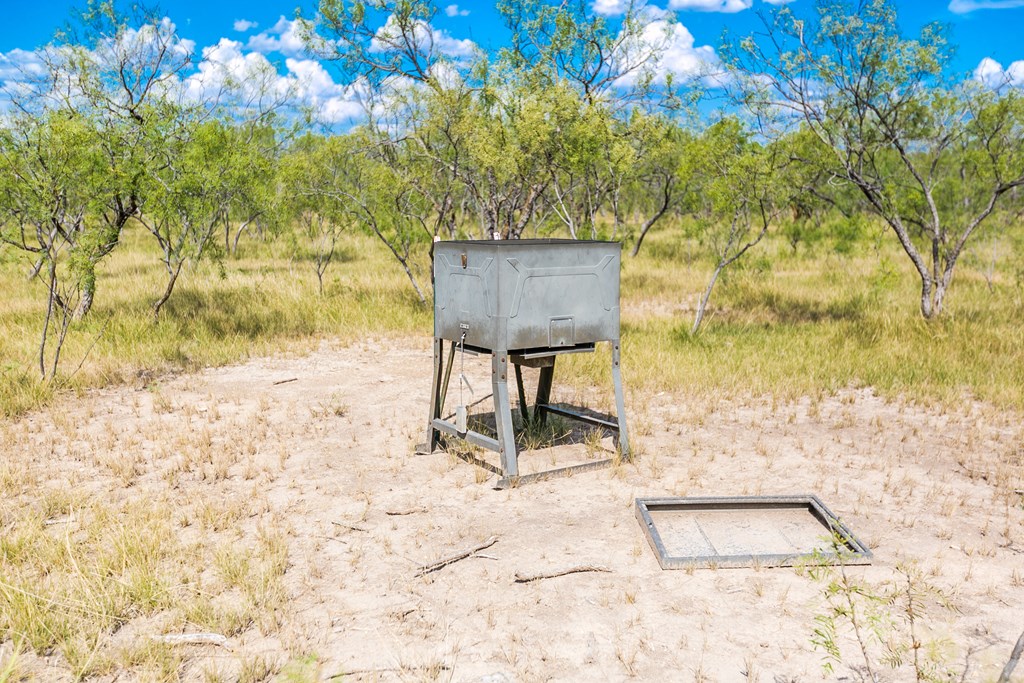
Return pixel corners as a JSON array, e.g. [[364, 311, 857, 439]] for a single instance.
[[422, 239, 629, 487]]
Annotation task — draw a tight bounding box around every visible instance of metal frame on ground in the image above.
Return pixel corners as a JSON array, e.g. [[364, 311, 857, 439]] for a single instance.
[[635, 495, 873, 569]]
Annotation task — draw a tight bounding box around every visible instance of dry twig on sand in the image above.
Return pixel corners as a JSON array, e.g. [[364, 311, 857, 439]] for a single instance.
[[997, 629, 1024, 683], [514, 565, 612, 583], [386, 507, 428, 516], [326, 664, 450, 680], [415, 536, 497, 577], [152, 632, 231, 650]]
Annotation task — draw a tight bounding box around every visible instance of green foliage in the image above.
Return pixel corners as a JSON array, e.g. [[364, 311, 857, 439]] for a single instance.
[[142, 115, 281, 316], [728, 0, 1024, 318], [803, 539, 961, 681]]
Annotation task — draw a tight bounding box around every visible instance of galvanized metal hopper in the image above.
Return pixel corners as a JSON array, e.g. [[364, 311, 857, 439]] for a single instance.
[[421, 239, 629, 487]]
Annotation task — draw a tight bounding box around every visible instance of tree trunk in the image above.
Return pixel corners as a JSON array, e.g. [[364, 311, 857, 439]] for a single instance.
[[631, 206, 668, 257], [400, 260, 426, 303], [932, 275, 951, 318], [74, 287, 94, 320], [39, 261, 57, 380], [26, 258, 43, 281], [611, 186, 622, 240], [232, 218, 255, 256], [919, 278, 934, 319], [692, 263, 724, 335], [73, 265, 96, 320], [50, 307, 71, 381], [998, 629, 1024, 683], [631, 178, 672, 257], [153, 264, 183, 321]]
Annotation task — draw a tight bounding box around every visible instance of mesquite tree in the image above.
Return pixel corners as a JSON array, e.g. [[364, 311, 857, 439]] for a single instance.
[[141, 119, 276, 319], [728, 0, 1024, 318], [38, 2, 194, 319], [690, 119, 782, 334], [302, 0, 675, 245], [0, 113, 104, 380], [279, 134, 352, 295], [629, 113, 695, 256]]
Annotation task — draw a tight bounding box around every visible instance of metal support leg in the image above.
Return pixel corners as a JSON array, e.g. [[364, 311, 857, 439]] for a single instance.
[[423, 338, 444, 453], [492, 352, 519, 478], [513, 363, 529, 428], [612, 341, 631, 459], [438, 341, 457, 415], [534, 360, 555, 426]]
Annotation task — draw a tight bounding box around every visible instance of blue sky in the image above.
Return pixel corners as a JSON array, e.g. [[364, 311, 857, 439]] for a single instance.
[[2, 0, 1023, 123]]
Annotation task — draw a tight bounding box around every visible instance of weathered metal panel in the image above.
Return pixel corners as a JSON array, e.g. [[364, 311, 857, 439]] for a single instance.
[[433, 239, 621, 352]]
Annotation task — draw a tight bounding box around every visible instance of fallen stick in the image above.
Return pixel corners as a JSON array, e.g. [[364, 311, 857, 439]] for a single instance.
[[997, 629, 1024, 683], [44, 516, 75, 526], [386, 507, 427, 516], [152, 632, 231, 650], [514, 565, 612, 583], [332, 521, 367, 532], [325, 664, 450, 680], [272, 377, 298, 386], [415, 536, 497, 577]]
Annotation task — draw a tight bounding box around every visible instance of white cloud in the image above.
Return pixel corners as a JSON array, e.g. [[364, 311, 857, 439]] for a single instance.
[[669, 0, 752, 12], [247, 16, 309, 57], [434, 33, 475, 58], [591, 0, 677, 13], [183, 38, 365, 124], [0, 48, 45, 81], [762, 0, 795, 4], [233, 19, 258, 32], [1, 17, 194, 113], [617, 19, 719, 85], [639, 4, 672, 19], [444, 4, 470, 17], [0, 18, 363, 126], [655, 23, 719, 80], [592, 0, 632, 14], [974, 56, 1024, 89], [105, 17, 195, 60], [949, 0, 1024, 13], [284, 57, 365, 122], [183, 38, 278, 102], [371, 14, 476, 58], [0, 48, 46, 106]]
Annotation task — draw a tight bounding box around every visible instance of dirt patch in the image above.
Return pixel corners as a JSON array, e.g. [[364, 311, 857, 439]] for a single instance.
[[2, 337, 1023, 681]]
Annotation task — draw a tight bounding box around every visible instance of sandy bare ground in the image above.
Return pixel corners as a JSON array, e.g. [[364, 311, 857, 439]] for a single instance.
[[3, 336, 1023, 682]]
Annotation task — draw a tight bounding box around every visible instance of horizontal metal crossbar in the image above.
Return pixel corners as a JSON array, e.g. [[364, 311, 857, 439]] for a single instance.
[[431, 418, 500, 452], [511, 343, 596, 360], [496, 458, 615, 490], [536, 404, 620, 432]]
